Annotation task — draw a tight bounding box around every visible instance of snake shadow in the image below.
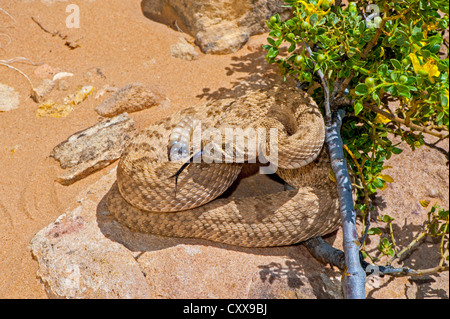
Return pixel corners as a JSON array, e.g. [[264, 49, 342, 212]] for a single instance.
[[96, 172, 342, 298]]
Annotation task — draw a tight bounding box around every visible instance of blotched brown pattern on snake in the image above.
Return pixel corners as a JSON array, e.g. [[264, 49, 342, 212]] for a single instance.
[[106, 85, 340, 247]]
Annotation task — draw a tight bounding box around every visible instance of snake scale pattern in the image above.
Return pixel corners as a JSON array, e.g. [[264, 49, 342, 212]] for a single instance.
[[106, 85, 340, 247]]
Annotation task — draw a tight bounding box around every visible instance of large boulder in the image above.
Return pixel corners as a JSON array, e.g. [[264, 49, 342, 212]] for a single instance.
[[30, 168, 344, 299], [141, 0, 291, 54]]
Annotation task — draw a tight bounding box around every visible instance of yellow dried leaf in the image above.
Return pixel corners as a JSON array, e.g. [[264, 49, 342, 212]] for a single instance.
[[374, 112, 391, 124], [10, 145, 19, 154], [63, 85, 94, 105], [299, 0, 334, 19], [36, 86, 94, 118], [379, 174, 394, 183], [329, 169, 336, 183], [36, 101, 73, 118], [419, 200, 430, 208], [409, 53, 440, 83]]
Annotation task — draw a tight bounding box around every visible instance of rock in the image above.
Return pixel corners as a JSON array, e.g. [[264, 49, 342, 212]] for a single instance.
[[83, 67, 106, 83], [141, 0, 291, 54], [94, 85, 118, 100], [52, 72, 74, 82], [30, 176, 151, 298], [95, 83, 164, 117], [34, 64, 61, 79], [35, 79, 56, 99], [57, 80, 69, 91], [0, 83, 19, 112], [30, 168, 344, 299], [50, 113, 136, 185], [170, 38, 199, 60]]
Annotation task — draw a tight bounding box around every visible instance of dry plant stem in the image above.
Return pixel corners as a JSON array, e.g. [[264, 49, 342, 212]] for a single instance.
[[365, 103, 449, 139], [380, 265, 449, 277], [31, 16, 80, 49], [440, 248, 448, 267], [0, 62, 38, 101], [388, 231, 427, 264], [306, 239, 449, 278], [336, 13, 388, 99], [303, 42, 331, 124], [439, 223, 448, 267], [337, 95, 447, 139], [31, 16, 58, 36], [0, 57, 42, 66], [0, 8, 17, 27], [388, 221, 399, 259]]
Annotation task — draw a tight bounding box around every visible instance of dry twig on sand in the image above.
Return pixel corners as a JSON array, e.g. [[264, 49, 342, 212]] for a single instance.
[[31, 16, 81, 49]]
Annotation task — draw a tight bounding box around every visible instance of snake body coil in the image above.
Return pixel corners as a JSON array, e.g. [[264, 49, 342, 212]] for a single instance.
[[107, 86, 340, 247]]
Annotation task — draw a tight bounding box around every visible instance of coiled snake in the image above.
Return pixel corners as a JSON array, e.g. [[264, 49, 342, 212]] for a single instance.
[[106, 85, 340, 247]]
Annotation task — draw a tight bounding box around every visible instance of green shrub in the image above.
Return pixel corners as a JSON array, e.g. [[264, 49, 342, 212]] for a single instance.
[[264, 0, 449, 228]]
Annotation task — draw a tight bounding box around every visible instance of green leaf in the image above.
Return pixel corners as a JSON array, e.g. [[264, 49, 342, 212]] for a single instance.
[[314, 63, 321, 73], [275, 38, 283, 48], [368, 227, 382, 235], [390, 72, 398, 82], [429, 44, 441, 54], [267, 47, 279, 59], [377, 64, 388, 77], [373, 177, 385, 189], [358, 20, 366, 34], [390, 59, 402, 70], [387, 248, 395, 256], [286, 19, 296, 27], [267, 37, 276, 46], [355, 83, 369, 96], [438, 209, 449, 220], [305, 57, 314, 69], [288, 43, 296, 53], [441, 93, 449, 107], [310, 13, 318, 26], [396, 85, 411, 99], [421, 49, 431, 59], [381, 214, 395, 223], [411, 31, 424, 43], [269, 30, 282, 38], [354, 102, 363, 115], [317, 27, 326, 35], [372, 91, 381, 106], [391, 147, 403, 154]]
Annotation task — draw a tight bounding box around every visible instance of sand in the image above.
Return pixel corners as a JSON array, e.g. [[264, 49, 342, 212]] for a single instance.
[[0, 0, 278, 298]]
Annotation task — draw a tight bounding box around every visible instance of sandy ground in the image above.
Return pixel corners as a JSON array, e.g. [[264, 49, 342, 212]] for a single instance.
[[0, 0, 281, 298], [0, 1, 448, 299]]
